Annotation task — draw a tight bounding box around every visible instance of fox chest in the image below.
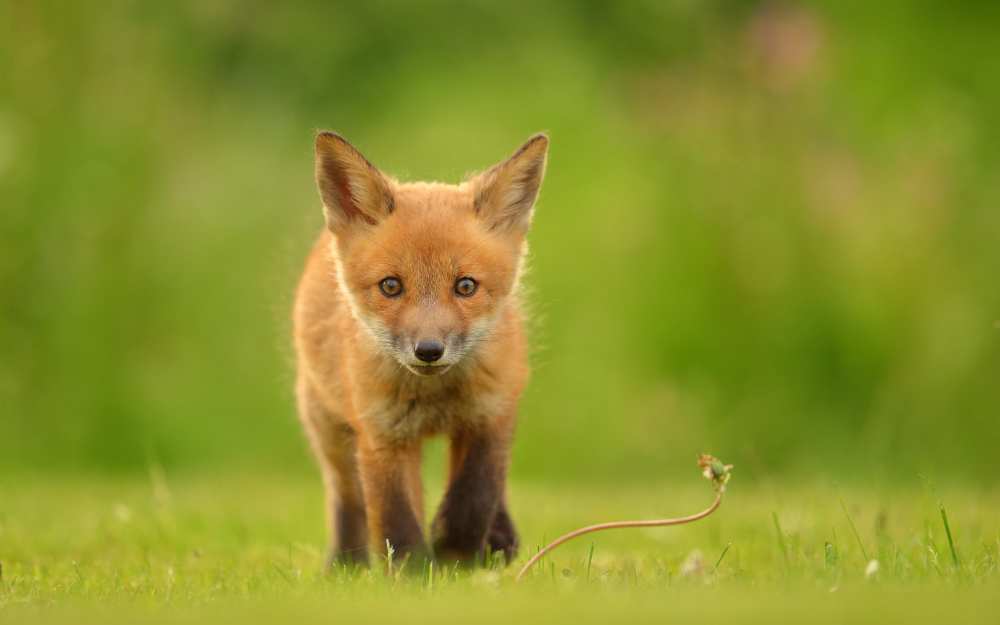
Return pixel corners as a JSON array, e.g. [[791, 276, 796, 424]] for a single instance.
[[359, 384, 503, 442]]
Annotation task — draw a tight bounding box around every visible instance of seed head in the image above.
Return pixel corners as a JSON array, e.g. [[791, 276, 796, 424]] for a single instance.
[[698, 454, 734, 492]]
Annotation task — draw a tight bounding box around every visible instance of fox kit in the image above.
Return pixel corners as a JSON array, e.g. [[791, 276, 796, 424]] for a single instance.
[[293, 131, 548, 567]]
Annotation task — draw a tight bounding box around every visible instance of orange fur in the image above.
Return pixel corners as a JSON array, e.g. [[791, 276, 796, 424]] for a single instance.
[[294, 132, 548, 566]]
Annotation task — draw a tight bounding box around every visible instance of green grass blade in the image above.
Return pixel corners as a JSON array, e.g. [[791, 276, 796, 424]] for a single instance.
[[714, 542, 732, 572], [772, 512, 790, 571], [586, 543, 595, 582], [939, 504, 960, 569], [840, 498, 870, 562]]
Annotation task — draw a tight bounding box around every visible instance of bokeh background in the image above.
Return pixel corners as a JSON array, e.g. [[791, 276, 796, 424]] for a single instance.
[[2, 1, 998, 485]]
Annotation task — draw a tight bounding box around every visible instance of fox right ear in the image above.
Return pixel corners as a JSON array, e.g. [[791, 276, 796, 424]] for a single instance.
[[472, 133, 549, 235], [314, 132, 394, 232]]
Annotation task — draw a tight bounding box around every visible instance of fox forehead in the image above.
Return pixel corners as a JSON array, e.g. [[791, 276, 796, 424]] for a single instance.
[[337, 181, 522, 294]]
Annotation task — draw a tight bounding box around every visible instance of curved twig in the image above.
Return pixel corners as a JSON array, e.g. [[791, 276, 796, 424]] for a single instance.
[[515, 454, 732, 582]]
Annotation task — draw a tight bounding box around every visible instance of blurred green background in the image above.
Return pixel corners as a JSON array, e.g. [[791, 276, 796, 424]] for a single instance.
[[1, 1, 998, 484]]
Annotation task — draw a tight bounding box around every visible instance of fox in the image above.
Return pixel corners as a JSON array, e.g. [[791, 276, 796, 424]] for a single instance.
[[293, 131, 548, 568]]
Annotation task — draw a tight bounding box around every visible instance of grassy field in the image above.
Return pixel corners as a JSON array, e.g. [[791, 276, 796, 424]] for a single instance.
[[3, 3, 1000, 622], [2, 471, 998, 622]]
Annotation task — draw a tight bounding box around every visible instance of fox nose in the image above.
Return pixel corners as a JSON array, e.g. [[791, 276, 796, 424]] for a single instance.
[[414, 340, 445, 363]]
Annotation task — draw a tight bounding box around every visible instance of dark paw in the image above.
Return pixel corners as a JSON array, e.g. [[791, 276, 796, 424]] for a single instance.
[[432, 507, 519, 566], [487, 508, 519, 564], [430, 504, 485, 565], [431, 534, 481, 566], [325, 546, 369, 571]]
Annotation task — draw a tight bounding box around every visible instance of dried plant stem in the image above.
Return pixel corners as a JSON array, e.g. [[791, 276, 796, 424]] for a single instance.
[[515, 490, 724, 582]]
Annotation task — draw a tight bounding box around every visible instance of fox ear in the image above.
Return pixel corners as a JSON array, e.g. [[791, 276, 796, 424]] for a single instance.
[[315, 132, 394, 232], [473, 133, 548, 234]]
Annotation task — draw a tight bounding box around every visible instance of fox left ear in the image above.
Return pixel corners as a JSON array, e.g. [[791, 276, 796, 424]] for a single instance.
[[472, 133, 548, 235], [314, 131, 394, 233]]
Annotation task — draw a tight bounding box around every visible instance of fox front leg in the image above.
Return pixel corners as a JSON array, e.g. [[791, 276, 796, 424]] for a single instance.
[[357, 440, 429, 568], [431, 430, 511, 564]]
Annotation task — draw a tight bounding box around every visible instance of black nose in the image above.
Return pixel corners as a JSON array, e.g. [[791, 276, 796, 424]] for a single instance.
[[414, 340, 445, 363]]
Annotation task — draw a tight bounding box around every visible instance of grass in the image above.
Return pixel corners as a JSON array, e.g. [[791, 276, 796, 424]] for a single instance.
[[1, 473, 998, 623]]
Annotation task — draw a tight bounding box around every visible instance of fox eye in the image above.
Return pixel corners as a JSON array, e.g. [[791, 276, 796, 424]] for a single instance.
[[379, 277, 403, 297], [454, 277, 478, 297]]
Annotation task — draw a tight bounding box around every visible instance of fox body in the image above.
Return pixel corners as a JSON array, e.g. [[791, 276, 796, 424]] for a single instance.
[[293, 132, 548, 566]]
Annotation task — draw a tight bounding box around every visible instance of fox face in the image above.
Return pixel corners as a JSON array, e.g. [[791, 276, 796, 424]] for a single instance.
[[315, 133, 548, 377]]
